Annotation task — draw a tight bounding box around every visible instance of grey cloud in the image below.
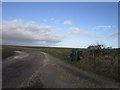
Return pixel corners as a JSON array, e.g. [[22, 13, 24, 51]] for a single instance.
[[2, 19, 63, 46]]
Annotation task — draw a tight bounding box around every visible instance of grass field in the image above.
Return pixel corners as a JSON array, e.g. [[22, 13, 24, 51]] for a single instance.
[[2, 47, 15, 59], [2, 45, 119, 82]]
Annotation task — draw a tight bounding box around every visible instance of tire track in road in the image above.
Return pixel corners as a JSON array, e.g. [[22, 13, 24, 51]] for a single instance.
[[2, 49, 45, 88]]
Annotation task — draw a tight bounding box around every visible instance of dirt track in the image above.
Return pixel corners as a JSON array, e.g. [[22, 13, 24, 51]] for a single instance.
[[2, 48, 119, 88]]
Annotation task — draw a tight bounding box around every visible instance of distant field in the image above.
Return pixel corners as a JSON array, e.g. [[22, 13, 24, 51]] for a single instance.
[[2, 45, 119, 82]]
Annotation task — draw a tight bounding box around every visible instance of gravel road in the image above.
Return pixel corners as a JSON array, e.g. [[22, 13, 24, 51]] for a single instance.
[[2, 48, 119, 88]]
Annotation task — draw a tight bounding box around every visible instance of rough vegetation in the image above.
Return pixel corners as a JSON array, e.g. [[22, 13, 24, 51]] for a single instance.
[[76, 48, 119, 82], [27, 44, 119, 82]]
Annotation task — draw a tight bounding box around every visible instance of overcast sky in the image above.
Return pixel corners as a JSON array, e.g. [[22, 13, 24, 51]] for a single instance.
[[2, 2, 119, 48]]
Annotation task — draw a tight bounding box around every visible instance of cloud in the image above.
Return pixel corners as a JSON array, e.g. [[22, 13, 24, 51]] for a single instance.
[[93, 25, 112, 31], [69, 27, 81, 34], [2, 19, 63, 46], [69, 27, 100, 37], [111, 31, 120, 37], [63, 20, 72, 25]]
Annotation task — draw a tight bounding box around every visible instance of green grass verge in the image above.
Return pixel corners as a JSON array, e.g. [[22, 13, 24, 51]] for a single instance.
[[2, 48, 15, 59]]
